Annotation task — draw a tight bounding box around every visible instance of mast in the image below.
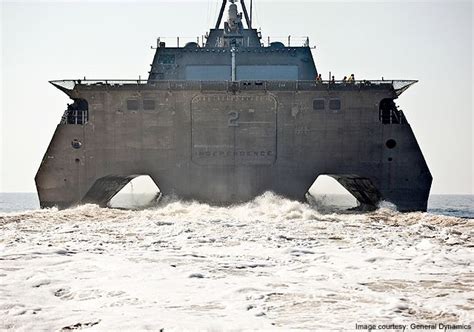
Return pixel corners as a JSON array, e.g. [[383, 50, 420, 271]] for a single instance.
[[240, 0, 252, 29], [215, 0, 227, 29], [250, 0, 253, 27]]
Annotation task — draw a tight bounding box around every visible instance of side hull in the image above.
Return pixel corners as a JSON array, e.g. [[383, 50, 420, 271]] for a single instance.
[[36, 85, 432, 211]]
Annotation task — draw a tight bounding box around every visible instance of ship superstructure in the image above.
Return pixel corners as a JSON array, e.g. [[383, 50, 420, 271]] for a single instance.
[[36, 0, 432, 211]]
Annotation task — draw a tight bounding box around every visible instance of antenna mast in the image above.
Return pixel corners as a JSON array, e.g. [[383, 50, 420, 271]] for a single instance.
[[250, 0, 253, 27], [215, 0, 227, 29], [240, 0, 252, 29]]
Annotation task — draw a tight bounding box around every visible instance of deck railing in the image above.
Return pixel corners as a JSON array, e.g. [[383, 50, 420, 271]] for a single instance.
[[152, 36, 311, 48], [60, 110, 88, 125], [51, 79, 417, 95]]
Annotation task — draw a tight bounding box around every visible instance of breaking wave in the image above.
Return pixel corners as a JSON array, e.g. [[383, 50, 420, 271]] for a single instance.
[[0, 192, 470, 227]]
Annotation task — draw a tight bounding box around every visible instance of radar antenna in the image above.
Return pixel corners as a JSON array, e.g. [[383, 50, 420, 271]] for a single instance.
[[215, 0, 253, 29]]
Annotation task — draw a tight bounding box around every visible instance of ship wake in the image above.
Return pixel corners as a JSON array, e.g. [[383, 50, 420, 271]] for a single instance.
[[1, 192, 472, 330]]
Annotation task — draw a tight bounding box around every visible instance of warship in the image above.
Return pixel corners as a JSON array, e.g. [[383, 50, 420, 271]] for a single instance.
[[36, 0, 432, 211]]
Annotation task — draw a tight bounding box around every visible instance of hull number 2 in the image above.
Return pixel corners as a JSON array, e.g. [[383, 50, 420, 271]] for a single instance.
[[228, 111, 240, 127]]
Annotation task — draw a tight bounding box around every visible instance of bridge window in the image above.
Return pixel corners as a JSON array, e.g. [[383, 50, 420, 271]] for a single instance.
[[312, 99, 325, 111], [329, 99, 341, 111], [158, 54, 175, 64], [186, 65, 231, 80], [143, 99, 156, 110], [127, 99, 139, 111], [237, 65, 298, 80]]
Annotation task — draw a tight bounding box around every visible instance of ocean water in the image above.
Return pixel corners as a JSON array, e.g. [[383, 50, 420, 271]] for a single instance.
[[0, 193, 472, 330]]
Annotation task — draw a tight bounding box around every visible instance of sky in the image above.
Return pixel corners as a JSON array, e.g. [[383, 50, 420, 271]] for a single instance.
[[1, 0, 473, 195]]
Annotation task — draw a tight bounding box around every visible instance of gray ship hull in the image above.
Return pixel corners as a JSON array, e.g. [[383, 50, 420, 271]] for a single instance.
[[36, 80, 432, 211]]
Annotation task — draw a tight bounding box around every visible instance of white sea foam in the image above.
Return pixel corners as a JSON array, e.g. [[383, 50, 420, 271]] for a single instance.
[[0, 192, 472, 330]]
